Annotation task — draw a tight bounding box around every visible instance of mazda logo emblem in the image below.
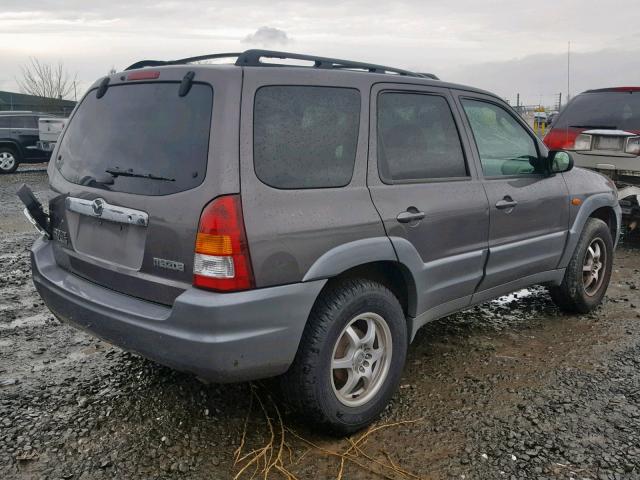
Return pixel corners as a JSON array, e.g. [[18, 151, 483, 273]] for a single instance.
[[92, 198, 104, 216]]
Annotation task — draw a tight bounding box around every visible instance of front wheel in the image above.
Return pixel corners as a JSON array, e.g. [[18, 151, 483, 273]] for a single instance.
[[0, 147, 19, 174], [281, 279, 408, 434], [549, 218, 614, 313]]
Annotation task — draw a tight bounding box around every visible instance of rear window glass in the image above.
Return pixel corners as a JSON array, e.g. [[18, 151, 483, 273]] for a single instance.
[[253, 86, 360, 189], [554, 92, 640, 131], [56, 82, 213, 196]]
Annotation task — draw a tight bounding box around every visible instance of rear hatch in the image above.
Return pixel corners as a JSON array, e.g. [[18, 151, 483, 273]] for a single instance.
[[46, 66, 241, 305]]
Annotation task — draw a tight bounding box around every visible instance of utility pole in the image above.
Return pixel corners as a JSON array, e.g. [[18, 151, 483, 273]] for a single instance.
[[73, 81, 77, 102], [567, 41, 571, 102], [516, 93, 520, 112]]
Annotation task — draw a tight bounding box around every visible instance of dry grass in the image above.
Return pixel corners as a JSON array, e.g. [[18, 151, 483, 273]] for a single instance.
[[233, 384, 425, 480]]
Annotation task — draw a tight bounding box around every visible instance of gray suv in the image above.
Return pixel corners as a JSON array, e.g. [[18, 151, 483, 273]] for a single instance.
[[23, 50, 621, 433]]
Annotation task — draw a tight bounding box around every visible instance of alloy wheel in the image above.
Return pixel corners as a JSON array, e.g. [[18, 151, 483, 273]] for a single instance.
[[330, 312, 393, 407], [0, 152, 16, 172], [583, 237, 606, 296]]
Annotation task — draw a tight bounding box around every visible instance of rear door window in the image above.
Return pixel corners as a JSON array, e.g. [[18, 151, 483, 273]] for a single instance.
[[253, 86, 360, 189], [55, 82, 213, 196], [377, 92, 467, 182], [11, 116, 38, 129]]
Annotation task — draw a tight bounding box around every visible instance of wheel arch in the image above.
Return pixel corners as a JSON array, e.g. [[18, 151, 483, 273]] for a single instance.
[[0, 140, 23, 158], [589, 205, 618, 242], [558, 192, 621, 269], [302, 237, 419, 318]]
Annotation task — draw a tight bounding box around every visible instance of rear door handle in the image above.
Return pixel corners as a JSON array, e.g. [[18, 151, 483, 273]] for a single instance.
[[495, 196, 518, 210], [396, 208, 426, 224]]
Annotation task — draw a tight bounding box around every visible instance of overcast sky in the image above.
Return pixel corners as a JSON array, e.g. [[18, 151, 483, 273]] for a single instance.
[[1, 0, 639, 106]]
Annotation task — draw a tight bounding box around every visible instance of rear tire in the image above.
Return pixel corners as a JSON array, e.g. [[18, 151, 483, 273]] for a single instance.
[[0, 147, 19, 174], [549, 218, 613, 313], [281, 279, 407, 435]]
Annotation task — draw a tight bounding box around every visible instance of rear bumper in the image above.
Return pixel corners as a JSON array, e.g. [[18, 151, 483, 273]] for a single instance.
[[31, 238, 325, 382]]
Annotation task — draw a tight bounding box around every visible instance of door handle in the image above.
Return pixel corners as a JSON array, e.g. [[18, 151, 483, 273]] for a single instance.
[[396, 208, 426, 224], [495, 196, 518, 210]]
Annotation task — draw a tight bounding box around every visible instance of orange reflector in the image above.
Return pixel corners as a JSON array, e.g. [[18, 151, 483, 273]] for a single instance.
[[195, 233, 233, 255], [571, 198, 583, 206]]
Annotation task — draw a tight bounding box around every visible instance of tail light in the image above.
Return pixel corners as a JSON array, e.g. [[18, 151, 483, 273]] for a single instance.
[[543, 128, 582, 150], [625, 136, 640, 155], [193, 195, 255, 292], [573, 133, 593, 151]]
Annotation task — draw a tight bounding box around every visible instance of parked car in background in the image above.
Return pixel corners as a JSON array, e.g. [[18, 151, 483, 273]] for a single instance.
[[21, 50, 620, 434], [546, 111, 559, 126], [37, 117, 68, 154], [544, 87, 640, 230], [0, 111, 56, 173]]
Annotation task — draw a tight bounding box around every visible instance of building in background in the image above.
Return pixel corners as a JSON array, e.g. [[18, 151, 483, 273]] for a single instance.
[[0, 91, 75, 116]]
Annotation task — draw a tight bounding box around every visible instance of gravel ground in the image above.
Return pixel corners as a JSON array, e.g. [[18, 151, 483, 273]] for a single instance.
[[2, 167, 640, 479]]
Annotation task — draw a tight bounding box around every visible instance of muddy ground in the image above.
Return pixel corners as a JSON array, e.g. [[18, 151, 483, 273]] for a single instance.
[[2, 166, 640, 480]]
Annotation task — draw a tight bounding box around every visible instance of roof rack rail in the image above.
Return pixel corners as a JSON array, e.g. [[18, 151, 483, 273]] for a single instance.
[[125, 53, 242, 71], [235, 49, 435, 78], [125, 49, 439, 80]]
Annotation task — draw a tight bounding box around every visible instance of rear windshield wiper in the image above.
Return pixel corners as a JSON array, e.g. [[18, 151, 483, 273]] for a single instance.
[[570, 124, 618, 129], [105, 167, 175, 182]]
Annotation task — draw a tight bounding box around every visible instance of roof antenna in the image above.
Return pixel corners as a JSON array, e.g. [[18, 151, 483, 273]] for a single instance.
[[179, 71, 195, 97]]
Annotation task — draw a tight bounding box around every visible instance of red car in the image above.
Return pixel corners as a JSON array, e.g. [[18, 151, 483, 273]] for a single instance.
[[544, 87, 640, 229]]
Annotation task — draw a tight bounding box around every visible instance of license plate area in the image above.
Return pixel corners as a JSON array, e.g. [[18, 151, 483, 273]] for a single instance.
[[595, 136, 624, 151], [70, 216, 146, 270], [64, 197, 148, 270]]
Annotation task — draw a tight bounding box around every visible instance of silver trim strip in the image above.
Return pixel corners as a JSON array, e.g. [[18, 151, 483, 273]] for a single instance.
[[65, 197, 149, 227], [23, 208, 50, 238]]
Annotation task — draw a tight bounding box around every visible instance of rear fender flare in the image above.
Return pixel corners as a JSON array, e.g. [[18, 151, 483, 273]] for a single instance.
[[302, 237, 398, 282], [302, 237, 425, 317]]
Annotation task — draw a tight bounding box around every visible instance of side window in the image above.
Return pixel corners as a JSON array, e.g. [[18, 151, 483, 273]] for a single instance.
[[377, 92, 467, 182], [461, 99, 539, 176], [254, 86, 360, 189], [11, 116, 38, 129], [0, 117, 10, 128]]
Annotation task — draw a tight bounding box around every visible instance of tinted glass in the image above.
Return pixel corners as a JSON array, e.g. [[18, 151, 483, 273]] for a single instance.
[[378, 93, 467, 181], [254, 86, 360, 189], [0, 117, 10, 128], [12, 116, 38, 129], [462, 99, 539, 176], [56, 82, 212, 196], [554, 91, 640, 131]]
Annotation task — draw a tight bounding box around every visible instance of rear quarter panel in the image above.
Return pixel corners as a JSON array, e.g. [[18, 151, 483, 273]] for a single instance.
[[239, 68, 388, 287]]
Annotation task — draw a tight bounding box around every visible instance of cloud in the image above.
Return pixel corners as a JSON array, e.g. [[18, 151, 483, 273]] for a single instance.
[[445, 48, 640, 107], [242, 26, 291, 46]]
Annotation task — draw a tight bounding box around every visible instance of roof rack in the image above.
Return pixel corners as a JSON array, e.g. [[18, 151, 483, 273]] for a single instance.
[[125, 49, 438, 79], [125, 53, 242, 71]]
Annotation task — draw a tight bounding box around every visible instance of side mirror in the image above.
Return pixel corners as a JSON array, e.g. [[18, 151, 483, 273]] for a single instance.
[[548, 150, 574, 174]]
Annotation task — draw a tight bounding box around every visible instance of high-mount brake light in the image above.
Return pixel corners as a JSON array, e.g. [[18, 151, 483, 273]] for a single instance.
[[193, 195, 255, 292], [127, 70, 160, 81]]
